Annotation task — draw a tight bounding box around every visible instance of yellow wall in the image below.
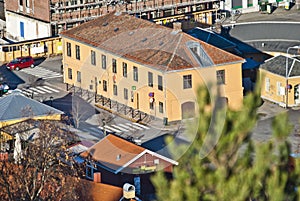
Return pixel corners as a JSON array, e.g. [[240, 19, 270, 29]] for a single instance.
[[0, 114, 62, 128], [63, 38, 244, 122], [260, 69, 300, 107], [0, 37, 62, 63]]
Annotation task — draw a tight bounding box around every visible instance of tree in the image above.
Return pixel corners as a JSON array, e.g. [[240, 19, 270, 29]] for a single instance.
[[152, 85, 300, 201], [0, 119, 81, 201]]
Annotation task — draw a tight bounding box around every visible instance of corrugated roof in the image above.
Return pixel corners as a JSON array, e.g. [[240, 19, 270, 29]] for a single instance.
[[0, 92, 64, 122], [61, 12, 244, 71], [260, 55, 300, 77]]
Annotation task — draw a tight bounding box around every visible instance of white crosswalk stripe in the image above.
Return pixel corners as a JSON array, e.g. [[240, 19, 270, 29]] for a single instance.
[[133, 123, 150, 129], [118, 124, 136, 131], [98, 123, 150, 133], [125, 123, 143, 130], [21, 66, 62, 79], [111, 125, 129, 132], [104, 125, 122, 133], [42, 85, 60, 93], [0, 85, 60, 98]]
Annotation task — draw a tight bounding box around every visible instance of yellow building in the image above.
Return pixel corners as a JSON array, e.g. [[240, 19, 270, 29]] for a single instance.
[[60, 12, 245, 122], [260, 55, 300, 107]]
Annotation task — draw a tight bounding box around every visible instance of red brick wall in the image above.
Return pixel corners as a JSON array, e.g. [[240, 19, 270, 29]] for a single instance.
[[5, 0, 51, 22], [129, 153, 175, 173]]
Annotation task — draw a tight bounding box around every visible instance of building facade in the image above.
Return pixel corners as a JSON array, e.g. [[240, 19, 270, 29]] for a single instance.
[[5, 0, 221, 41], [260, 55, 300, 108], [61, 12, 244, 122]]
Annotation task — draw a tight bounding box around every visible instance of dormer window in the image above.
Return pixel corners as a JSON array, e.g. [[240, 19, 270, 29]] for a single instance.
[[187, 41, 213, 67]]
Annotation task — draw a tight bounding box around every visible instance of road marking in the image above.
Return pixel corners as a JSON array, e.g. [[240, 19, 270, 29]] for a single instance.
[[99, 126, 113, 133], [36, 86, 53, 93], [111, 125, 129, 132], [104, 125, 122, 133], [133, 123, 150, 129], [125, 123, 143, 130], [42, 85, 60, 93], [118, 124, 135, 131], [29, 87, 46, 94], [23, 88, 38, 95], [21, 66, 63, 79]]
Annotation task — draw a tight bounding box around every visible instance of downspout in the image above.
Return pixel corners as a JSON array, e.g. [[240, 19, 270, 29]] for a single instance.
[[164, 33, 183, 123]]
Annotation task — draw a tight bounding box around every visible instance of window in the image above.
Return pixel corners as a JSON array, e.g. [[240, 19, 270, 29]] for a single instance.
[[150, 102, 154, 110], [102, 55, 106, 69], [216, 70, 225, 85], [113, 84, 118, 96], [123, 62, 127, 77], [276, 82, 281, 95], [68, 68, 72, 79], [265, 78, 270, 92], [77, 71, 81, 82], [75, 45, 80, 60], [67, 42, 71, 57], [19, 0, 23, 6], [112, 59, 117, 73], [183, 74, 192, 89], [133, 66, 138, 82], [26, 0, 29, 7], [148, 72, 153, 87], [91, 50, 96, 65], [86, 164, 96, 180], [158, 75, 163, 91], [103, 80, 107, 92], [124, 88, 128, 100], [159, 102, 163, 113]]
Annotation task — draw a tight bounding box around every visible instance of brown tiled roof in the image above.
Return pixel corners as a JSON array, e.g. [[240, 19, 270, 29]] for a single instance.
[[61, 12, 244, 71], [79, 179, 123, 201], [80, 134, 145, 172]]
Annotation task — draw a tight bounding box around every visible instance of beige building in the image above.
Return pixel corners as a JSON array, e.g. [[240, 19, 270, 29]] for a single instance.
[[61, 12, 245, 122], [260, 55, 300, 108]]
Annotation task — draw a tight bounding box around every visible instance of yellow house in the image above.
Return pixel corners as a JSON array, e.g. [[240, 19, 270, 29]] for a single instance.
[[60, 12, 245, 122], [260, 55, 300, 107]]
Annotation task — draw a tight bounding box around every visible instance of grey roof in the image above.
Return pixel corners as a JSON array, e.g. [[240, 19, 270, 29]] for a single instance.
[[0, 92, 64, 122], [260, 55, 300, 77]]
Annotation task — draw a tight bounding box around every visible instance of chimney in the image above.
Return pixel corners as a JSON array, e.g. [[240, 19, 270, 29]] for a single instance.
[[214, 19, 222, 34], [172, 22, 182, 32], [93, 172, 101, 183], [123, 183, 135, 199]]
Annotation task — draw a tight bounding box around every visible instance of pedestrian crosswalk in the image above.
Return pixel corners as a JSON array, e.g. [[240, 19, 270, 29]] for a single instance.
[[99, 122, 150, 133], [3, 85, 60, 97], [21, 66, 62, 79]]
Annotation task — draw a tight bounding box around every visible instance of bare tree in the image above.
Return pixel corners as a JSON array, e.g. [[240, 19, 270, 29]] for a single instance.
[[71, 96, 89, 128], [0, 119, 81, 201]]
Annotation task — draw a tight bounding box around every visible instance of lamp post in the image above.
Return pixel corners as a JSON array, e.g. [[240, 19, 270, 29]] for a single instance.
[[285, 45, 300, 108]]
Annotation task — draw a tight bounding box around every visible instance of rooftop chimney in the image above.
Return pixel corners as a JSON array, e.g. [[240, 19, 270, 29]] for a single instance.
[[172, 22, 182, 32], [93, 172, 101, 183]]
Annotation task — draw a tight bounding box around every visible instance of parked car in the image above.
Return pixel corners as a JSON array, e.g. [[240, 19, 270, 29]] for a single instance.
[[6, 56, 35, 71]]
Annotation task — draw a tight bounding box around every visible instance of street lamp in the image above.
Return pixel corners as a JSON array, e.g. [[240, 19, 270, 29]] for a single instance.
[[285, 45, 300, 108]]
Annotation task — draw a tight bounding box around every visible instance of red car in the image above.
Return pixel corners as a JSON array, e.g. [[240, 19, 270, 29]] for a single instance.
[[6, 56, 35, 70]]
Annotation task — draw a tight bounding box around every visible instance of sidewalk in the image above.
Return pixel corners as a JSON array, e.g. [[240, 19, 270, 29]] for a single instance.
[[225, 4, 300, 24]]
